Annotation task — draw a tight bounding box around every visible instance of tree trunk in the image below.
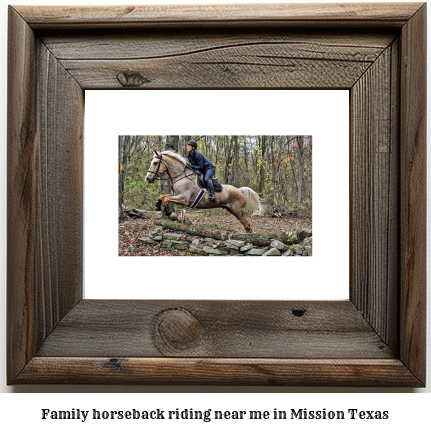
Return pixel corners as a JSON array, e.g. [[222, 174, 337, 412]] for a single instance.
[[118, 136, 124, 220], [224, 135, 233, 183], [215, 136, 221, 166], [243, 136, 249, 173], [269, 136, 278, 211], [232, 135, 239, 185], [258, 135, 267, 194], [182, 135, 192, 154], [296, 135, 304, 218], [118, 135, 131, 220], [166, 135, 179, 152], [286, 137, 297, 205], [162, 136, 179, 216]]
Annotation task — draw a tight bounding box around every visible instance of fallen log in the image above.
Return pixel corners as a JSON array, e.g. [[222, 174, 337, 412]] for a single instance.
[[153, 219, 299, 246], [124, 208, 150, 219], [153, 219, 228, 241]]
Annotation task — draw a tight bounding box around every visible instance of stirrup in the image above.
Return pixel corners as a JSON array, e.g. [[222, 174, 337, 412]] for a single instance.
[[208, 193, 217, 202]]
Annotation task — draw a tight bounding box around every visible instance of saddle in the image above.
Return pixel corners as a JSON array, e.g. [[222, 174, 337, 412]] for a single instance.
[[198, 173, 223, 192]]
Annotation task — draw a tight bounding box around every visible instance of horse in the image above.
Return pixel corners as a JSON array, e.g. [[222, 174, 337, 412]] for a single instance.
[[145, 150, 264, 233]]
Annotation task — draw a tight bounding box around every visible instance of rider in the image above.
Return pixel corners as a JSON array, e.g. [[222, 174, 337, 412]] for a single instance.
[[186, 140, 217, 202]]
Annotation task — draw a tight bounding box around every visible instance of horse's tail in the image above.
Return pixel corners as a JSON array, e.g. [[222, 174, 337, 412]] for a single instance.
[[239, 187, 265, 216]]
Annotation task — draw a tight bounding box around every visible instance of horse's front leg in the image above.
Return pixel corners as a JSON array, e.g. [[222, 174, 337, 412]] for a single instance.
[[155, 194, 171, 211], [160, 194, 189, 217]]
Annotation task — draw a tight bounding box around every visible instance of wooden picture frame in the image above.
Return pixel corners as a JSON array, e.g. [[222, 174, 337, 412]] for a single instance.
[[7, 3, 426, 386]]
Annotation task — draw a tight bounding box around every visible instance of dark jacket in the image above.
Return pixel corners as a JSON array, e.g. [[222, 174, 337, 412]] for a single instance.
[[187, 150, 215, 173]]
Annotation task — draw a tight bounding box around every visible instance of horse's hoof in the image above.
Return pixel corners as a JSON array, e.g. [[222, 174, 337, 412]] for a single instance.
[[164, 204, 172, 216]]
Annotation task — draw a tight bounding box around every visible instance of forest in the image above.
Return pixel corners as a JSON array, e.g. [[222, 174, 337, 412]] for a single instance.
[[119, 135, 312, 218]]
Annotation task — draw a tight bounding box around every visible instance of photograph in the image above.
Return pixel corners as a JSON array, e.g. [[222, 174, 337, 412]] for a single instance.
[[119, 135, 312, 257]]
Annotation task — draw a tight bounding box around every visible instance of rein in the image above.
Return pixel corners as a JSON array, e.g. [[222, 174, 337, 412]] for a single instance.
[[172, 168, 195, 185], [147, 154, 195, 192], [146, 154, 164, 179]]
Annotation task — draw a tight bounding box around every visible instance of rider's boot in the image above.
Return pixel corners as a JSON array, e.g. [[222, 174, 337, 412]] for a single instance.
[[155, 199, 162, 211], [207, 179, 217, 202]]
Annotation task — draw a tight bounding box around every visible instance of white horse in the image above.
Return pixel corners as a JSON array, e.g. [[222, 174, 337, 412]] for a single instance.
[[145, 150, 264, 233]]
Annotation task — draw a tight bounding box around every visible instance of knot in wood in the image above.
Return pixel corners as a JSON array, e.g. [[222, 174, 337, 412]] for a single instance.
[[108, 358, 123, 369], [116, 71, 150, 87], [292, 308, 306, 317], [154, 308, 203, 351]]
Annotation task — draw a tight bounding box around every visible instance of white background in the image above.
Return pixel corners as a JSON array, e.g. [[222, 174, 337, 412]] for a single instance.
[[0, 0, 429, 425], [84, 90, 349, 300]]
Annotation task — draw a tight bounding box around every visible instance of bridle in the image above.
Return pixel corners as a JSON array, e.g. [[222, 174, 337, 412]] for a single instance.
[[146, 154, 165, 180], [147, 153, 195, 191]]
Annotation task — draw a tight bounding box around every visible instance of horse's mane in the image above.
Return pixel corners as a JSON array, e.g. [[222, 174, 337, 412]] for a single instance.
[[161, 150, 187, 166]]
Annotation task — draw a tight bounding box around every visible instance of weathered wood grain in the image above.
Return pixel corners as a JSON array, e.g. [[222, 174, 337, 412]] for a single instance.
[[41, 31, 395, 60], [60, 58, 368, 89], [36, 300, 393, 359], [35, 40, 84, 336], [399, 3, 427, 385], [16, 3, 423, 29], [7, 6, 38, 382], [7, 3, 427, 386], [387, 38, 401, 352], [7, 6, 83, 382], [16, 358, 423, 386], [350, 45, 398, 346], [42, 31, 394, 89]]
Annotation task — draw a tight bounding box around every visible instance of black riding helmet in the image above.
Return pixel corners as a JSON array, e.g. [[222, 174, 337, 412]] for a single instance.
[[187, 140, 198, 149]]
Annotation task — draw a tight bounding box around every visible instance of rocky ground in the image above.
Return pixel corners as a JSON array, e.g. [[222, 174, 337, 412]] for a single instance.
[[119, 209, 312, 257]]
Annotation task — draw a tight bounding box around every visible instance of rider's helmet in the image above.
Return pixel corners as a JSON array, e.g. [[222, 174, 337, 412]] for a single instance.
[[187, 140, 198, 149]]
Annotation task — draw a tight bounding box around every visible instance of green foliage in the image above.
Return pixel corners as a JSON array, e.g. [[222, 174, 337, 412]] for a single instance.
[[120, 135, 312, 216], [122, 141, 160, 210]]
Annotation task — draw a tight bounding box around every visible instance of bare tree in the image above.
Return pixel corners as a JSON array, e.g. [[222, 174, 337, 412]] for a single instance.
[[243, 136, 249, 172], [231, 135, 239, 185], [258, 135, 267, 194], [120, 134, 312, 217], [162, 136, 179, 215], [118, 135, 131, 220], [296, 135, 305, 218], [224, 135, 234, 184]]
